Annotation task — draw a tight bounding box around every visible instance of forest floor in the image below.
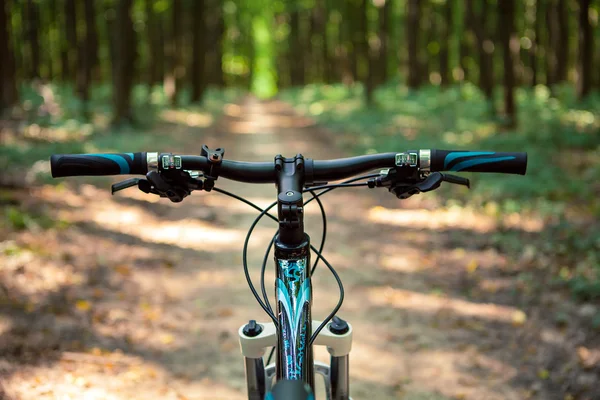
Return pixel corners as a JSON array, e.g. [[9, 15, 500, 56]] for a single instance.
[[1, 96, 599, 400]]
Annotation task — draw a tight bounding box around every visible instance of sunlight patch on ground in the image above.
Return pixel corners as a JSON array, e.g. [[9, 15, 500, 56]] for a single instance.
[[160, 109, 213, 128], [367, 206, 544, 232], [367, 286, 524, 324]]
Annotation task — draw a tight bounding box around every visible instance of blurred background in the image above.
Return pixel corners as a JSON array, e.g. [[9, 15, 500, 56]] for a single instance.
[[1, 0, 600, 399]]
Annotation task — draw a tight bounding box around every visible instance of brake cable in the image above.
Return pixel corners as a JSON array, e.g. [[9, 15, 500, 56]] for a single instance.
[[215, 173, 379, 365]]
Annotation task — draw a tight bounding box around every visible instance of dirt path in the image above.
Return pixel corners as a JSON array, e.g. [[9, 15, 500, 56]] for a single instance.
[[2, 97, 596, 400]]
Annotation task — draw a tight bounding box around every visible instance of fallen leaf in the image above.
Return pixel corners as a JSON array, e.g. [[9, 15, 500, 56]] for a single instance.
[[512, 310, 527, 327], [160, 334, 174, 344], [114, 264, 131, 276], [466, 259, 479, 274], [75, 300, 91, 311]]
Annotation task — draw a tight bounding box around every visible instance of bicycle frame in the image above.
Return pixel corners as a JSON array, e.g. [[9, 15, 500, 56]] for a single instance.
[[274, 238, 314, 384], [238, 154, 352, 399]]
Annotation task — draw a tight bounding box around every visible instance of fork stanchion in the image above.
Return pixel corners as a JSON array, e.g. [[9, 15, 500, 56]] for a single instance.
[[330, 354, 350, 400], [244, 357, 266, 400]]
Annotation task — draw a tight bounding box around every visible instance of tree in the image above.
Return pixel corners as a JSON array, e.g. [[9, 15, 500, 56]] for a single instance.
[[190, 0, 206, 103], [439, 0, 453, 87], [76, 0, 98, 116], [407, 0, 421, 89], [466, 0, 494, 104], [289, 6, 305, 86], [26, 0, 40, 79], [1, 0, 18, 110], [166, 0, 183, 106], [576, 0, 593, 100], [556, 0, 569, 82], [110, 0, 137, 125], [145, 0, 160, 87], [499, 0, 517, 128], [531, 0, 542, 86], [65, 0, 77, 81], [377, 0, 391, 84]]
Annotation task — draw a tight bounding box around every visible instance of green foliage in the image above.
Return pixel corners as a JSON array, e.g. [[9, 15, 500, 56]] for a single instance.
[[1, 84, 242, 176], [280, 83, 600, 216]]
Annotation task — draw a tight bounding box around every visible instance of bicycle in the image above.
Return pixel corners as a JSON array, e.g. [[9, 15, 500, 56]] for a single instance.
[[50, 146, 527, 399]]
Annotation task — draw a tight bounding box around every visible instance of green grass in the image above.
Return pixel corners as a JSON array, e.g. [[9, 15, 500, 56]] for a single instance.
[[280, 82, 600, 218], [280, 82, 600, 300], [0, 84, 245, 180]]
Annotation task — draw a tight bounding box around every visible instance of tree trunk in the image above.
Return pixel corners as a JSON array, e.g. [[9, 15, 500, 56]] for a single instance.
[[576, 0, 592, 100], [363, 0, 374, 106], [499, 0, 517, 128], [212, 1, 225, 87], [545, 0, 558, 86], [77, 0, 96, 118], [439, 0, 452, 87], [531, 0, 542, 86], [167, 0, 182, 106], [460, 4, 470, 82], [1, 0, 18, 110], [84, 0, 99, 81], [289, 8, 304, 86], [467, 0, 493, 103], [378, 0, 391, 84], [407, 0, 421, 89], [145, 0, 158, 86], [190, 0, 206, 103], [313, 0, 330, 83], [111, 0, 136, 125], [556, 0, 569, 82], [26, 0, 40, 79], [65, 0, 77, 82]]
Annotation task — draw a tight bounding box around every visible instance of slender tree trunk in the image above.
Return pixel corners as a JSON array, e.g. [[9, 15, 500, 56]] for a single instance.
[[289, 8, 304, 86], [111, 0, 136, 125], [1, 0, 18, 110], [77, 0, 96, 118], [190, 0, 206, 103], [439, 0, 452, 87], [169, 0, 182, 106], [467, 0, 494, 103], [545, 0, 558, 86], [145, 0, 158, 86], [213, 1, 224, 87], [378, 0, 391, 84], [576, 0, 592, 100], [362, 0, 374, 106], [26, 0, 40, 79], [556, 0, 569, 82], [339, 3, 353, 84], [85, 0, 99, 81], [531, 0, 542, 86], [460, 4, 470, 82], [407, 0, 421, 89], [65, 0, 77, 82], [422, 2, 434, 84], [499, 0, 517, 128]]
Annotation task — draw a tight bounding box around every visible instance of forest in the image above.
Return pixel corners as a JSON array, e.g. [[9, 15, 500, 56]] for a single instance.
[[1, 1, 600, 399], [1, 0, 599, 127]]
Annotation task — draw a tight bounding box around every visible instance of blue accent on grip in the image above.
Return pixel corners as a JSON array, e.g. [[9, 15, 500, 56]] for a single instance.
[[444, 151, 495, 169], [450, 156, 516, 172], [125, 153, 134, 160], [87, 154, 130, 174]]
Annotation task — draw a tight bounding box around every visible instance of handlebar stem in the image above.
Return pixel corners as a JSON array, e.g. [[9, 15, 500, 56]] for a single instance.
[[276, 154, 306, 245]]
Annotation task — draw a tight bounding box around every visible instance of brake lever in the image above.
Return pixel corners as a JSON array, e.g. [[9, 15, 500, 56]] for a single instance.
[[441, 173, 470, 189], [390, 172, 444, 199], [111, 178, 141, 194]]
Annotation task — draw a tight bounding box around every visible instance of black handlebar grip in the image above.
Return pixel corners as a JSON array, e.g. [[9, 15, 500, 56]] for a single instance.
[[50, 152, 148, 177], [430, 150, 527, 175]]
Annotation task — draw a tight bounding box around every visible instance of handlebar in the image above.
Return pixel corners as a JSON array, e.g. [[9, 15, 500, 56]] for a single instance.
[[50, 149, 527, 183]]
